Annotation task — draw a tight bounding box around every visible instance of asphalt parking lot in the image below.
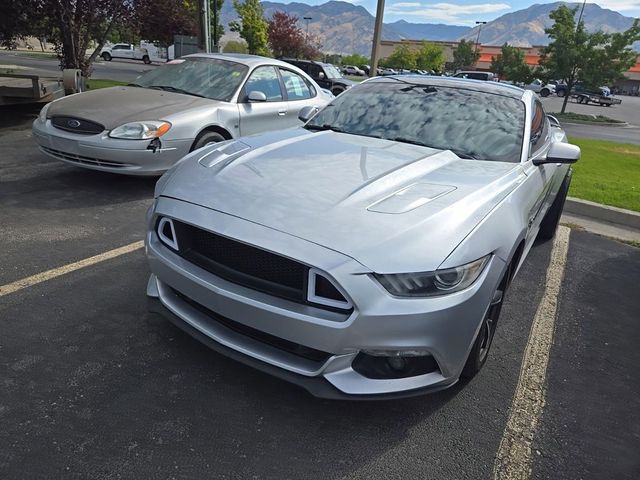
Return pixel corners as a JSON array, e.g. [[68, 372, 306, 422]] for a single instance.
[[1, 110, 640, 479]]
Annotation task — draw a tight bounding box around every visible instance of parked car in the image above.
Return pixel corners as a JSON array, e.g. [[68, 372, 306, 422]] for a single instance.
[[145, 76, 579, 399], [342, 65, 365, 76], [522, 79, 556, 97], [453, 71, 498, 81], [99, 43, 156, 64], [281, 59, 356, 96], [32, 54, 332, 175]]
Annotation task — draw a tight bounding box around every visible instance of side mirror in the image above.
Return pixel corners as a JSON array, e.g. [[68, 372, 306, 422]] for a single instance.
[[247, 90, 267, 102], [298, 105, 319, 122], [318, 72, 325, 79], [533, 142, 580, 166]]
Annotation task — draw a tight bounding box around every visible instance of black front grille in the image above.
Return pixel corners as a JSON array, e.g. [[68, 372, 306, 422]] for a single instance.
[[172, 288, 331, 363], [51, 116, 104, 135], [171, 221, 309, 304]]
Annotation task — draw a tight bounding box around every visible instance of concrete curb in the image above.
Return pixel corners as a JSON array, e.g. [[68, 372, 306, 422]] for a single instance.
[[565, 197, 640, 230], [559, 121, 629, 127]]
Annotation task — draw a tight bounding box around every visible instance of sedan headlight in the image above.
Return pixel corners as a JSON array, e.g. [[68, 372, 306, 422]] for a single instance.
[[109, 121, 171, 140], [373, 255, 491, 297], [38, 103, 50, 123]]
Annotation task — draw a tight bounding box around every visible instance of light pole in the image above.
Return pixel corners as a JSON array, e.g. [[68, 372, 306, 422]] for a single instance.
[[474, 21, 487, 56], [370, 0, 385, 77], [303, 17, 312, 38]]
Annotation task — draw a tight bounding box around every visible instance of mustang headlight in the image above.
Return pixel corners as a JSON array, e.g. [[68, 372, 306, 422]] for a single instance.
[[38, 103, 51, 123], [373, 255, 491, 297], [109, 121, 171, 140]]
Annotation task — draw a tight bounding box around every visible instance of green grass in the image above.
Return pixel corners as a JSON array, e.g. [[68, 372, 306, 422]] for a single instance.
[[86, 79, 127, 90], [8, 50, 58, 60], [568, 137, 640, 212], [552, 112, 624, 124]]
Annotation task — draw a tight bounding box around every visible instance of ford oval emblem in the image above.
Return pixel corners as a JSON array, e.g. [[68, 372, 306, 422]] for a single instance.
[[67, 119, 81, 128]]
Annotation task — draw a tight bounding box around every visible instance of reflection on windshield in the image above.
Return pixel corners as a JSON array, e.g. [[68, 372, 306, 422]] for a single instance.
[[324, 65, 343, 79], [134, 58, 248, 101], [306, 80, 525, 162]]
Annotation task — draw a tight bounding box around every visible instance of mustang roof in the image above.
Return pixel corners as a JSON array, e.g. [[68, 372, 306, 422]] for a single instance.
[[373, 75, 526, 99]]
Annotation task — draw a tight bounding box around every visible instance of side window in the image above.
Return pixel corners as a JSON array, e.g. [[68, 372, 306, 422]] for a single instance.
[[530, 101, 548, 156], [112, 45, 124, 50], [309, 65, 323, 78], [244, 66, 283, 102], [279, 69, 313, 100]]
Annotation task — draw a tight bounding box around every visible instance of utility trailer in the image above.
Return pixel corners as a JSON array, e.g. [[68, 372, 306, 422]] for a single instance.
[[574, 91, 623, 107], [0, 73, 65, 106]]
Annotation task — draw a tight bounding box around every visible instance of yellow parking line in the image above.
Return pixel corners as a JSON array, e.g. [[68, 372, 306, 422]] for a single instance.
[[493, 225, 571, 480], [0, 240, 144, 297]]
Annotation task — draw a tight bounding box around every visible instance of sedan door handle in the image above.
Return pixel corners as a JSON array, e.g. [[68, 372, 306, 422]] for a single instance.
[[278, 110, 287, 116]]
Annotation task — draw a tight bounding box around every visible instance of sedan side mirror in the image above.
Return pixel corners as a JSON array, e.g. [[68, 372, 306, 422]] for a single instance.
[[533, 142, 580, 166], [298, 105, 319, 122], [247, 90, 267, 102]]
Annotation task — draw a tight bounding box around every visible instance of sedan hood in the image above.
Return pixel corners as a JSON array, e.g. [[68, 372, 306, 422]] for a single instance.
[[160, 129, 525, 272], [47, 86, 216, 130]]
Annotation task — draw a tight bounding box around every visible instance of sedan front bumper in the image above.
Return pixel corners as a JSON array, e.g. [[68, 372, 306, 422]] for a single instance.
[[146, 197, 507, 398], [32, 119, 192, 175]]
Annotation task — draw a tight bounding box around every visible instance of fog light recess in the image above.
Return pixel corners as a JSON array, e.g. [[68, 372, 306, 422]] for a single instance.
[[352, 352, 439, 379]]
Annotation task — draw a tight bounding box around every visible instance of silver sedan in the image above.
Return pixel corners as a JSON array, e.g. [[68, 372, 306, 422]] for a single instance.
[[32, 54, 332, 175], [146, 77, 579, 398]]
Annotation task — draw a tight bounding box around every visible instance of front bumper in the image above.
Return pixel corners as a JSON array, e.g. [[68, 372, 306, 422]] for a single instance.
[[32, 119, 192, 175], [146, 197, 507, 398]]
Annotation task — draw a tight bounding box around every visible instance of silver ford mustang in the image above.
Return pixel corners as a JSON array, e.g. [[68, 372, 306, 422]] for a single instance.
[[32, 54, 331, 175], [145, 76, 579, 399]]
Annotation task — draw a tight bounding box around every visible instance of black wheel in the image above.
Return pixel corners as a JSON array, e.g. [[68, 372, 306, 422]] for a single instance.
[[461, 268, 509, 378], [537, 171, 571, 241], [557, 89, 565, 97], [101, 52, 112, 61], [540, 88, 550, 97], [142, 55, 151, 65], [191, 131, 226, 151], [331, 87, 345, 96]]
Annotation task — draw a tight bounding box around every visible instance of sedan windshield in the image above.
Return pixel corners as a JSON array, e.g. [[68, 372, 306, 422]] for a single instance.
[[133, 57, 249, 102], [305, 80, 525, 162]]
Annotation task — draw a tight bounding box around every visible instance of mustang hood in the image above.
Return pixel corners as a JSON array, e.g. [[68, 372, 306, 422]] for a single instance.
[[160, 129, 525, 272], [46, 86, 215, 130]]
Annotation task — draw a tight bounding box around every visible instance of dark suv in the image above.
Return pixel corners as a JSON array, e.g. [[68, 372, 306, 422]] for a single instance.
[[281, 59, 356, 96]]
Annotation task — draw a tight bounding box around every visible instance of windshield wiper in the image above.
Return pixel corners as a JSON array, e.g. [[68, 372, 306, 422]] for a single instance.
[[148, 85, 205, 98], [392, 137, 480, 159], [304, 124, 346, 133]]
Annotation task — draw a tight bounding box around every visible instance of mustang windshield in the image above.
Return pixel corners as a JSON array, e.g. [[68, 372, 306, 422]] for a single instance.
[[133, 58, 248, 102], [305, 80, 525, 162]]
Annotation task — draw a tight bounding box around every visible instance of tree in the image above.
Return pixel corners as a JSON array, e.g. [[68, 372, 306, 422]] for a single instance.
[[229, 0, 269, 56], [223, 40, 248, 53], [539, 5, 640, 113], [341, 53, 369, 66], [210, 0, 225, 46], [267, 11, 305, 58], [490, 43, 533, 83], [452, 39, 480, 71], [135, 0, 198, 46], [416, 42, 444, 72], [381, 44, 416, 70]]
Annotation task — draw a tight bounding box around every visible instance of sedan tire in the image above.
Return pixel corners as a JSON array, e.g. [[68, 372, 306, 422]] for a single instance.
[[191, 131, 226, 151], [101, 52, 112, 61], [537, 171, 571, 241], [540, 88, 550, 97]]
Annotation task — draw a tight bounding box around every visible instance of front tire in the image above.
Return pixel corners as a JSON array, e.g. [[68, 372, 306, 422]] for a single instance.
[[540, 88, 550, 97], [101, 52, 112, 61], [191, 131, 226, 151], [557, 89, 565, 97], [537, 171, 571, 241], [142, 55, 151, 65]]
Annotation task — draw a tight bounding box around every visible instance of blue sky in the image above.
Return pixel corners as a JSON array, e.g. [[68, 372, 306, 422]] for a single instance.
[[296, 0, 640, 25]]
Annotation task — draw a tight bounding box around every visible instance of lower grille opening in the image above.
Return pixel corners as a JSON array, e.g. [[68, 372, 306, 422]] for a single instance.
[[171, 288, 332, 364], [41, 146, 132, 168], [352, 353, 439, 379]]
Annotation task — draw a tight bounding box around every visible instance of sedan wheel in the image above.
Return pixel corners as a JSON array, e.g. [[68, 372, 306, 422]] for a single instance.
[[101, 52, 112, 61], [191, 131, 226, 151], [540, 88, 550, 97]]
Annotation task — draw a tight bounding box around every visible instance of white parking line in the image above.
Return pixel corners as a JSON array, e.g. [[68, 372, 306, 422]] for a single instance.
[[493, 225, 571, 480], [0, 240, 144, 297]]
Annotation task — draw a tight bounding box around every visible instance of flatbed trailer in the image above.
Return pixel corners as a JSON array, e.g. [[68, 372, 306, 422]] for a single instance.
[[574, 91, 623, 107], [0, 73, 65, 106]]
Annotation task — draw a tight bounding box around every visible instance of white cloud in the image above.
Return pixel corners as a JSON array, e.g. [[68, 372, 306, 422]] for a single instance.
[[592, 0, 640, 11], [387, 2, 511, 23]]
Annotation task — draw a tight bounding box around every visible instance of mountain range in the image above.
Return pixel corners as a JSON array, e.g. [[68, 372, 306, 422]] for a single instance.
[[220, 1, 640, 55]]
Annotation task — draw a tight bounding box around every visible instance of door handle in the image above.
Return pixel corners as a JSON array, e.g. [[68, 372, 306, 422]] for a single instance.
[[278, 110, 287, 116]]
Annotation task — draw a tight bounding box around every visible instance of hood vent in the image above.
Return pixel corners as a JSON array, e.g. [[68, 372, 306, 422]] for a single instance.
[[367, 183, 456, 214]]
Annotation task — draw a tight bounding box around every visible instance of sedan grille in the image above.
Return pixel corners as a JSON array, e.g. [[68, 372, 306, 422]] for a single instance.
[[41, 146, 133, 169], [51, 116, 105, 135], [171, 221, 310, 304]]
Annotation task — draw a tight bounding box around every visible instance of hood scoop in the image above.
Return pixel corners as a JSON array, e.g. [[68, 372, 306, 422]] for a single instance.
[[199, 141, 251, 168], [367, 183, 456, 214]]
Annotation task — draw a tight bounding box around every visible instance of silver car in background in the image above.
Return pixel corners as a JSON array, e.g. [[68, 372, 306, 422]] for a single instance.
[[32, 54, 332, 175], [146, 77, 579, 399]]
